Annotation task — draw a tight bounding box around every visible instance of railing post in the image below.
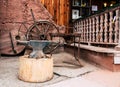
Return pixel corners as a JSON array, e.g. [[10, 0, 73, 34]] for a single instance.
[[89, 18, 92, 42], [104, 13, 108, 42], [100, 15, 104, 42], [81, 21, 83, 42], [109, 11, 113, 43], [96, 16, 99, 42], [115, 9, 120, 50], [114, 9, 119, 43], [118, 9, 120, 45], [86, 19, 89, 42], [92, 17, 95, 42], [83, 20, 86, 42]]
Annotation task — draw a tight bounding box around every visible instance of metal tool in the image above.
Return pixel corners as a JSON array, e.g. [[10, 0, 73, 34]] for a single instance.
[[17, 40, 59, 58], [9, 32, 17, 54]]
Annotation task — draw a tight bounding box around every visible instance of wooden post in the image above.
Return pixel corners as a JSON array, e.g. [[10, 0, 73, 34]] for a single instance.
[[118, 10, 120, 47], [115, 10, 119, 43], [92, 17, 95, 42], [83, 20, 86, 42], [115, 9, 120, 50], [81, 21, 84, 42], [96, 16, 99, 42], [119, 9, 120, 45], [100, 15, 104, 42], [86, 19, 89, 42], [109, 11, 113, 43], [89, 18, 92, 42], [104, 13, 108, 42]]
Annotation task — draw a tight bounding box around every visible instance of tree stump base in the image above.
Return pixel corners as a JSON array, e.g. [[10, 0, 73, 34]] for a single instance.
[[18, 55, 53, 82]]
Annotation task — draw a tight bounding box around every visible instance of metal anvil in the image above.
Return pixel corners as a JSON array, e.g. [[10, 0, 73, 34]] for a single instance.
[[17, 40, 55, 58]]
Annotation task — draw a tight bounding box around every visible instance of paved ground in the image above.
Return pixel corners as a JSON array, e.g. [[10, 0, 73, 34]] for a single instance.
[[0, 52, 120, 87]]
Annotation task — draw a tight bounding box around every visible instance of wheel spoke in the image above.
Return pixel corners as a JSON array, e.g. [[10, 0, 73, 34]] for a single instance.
[[27, 21, 59, 41]]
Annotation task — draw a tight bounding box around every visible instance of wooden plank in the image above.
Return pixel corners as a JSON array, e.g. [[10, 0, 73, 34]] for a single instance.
[[66, 0, 70, 28], [60, 0, 64, 25], [40, 0, 70, 27], [53, 0, 57, 23], [56, 0, 60, 25], [64, 0, 67, 26], [70, 43, 120, 54], [40, 0, 44, 4]]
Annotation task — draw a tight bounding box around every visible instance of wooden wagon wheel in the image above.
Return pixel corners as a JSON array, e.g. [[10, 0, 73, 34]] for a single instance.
[[26, 20, 59, 40], [26, 20, 60, 54], [15, 22, 28, 40]]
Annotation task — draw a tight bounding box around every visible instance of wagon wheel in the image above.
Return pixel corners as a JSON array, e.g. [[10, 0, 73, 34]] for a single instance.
[[26, 20, 60, 54], [15, 22, 28, 40]]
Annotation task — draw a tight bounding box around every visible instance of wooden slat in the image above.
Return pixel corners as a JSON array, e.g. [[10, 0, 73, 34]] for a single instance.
[[60, 0, 64, 25], [70, 43, 120, 54], [40, 0, 70, 27]]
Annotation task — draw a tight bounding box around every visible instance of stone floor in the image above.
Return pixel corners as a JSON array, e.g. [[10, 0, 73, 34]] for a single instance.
[[0, 52, 120, 87]]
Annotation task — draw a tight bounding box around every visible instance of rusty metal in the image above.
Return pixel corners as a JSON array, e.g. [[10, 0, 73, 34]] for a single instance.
[[26, 20, 59, 40], [16, 9, 60, 55], [17, 40, 59, 58], [1, 9, 60, 56], [50, 32, 81, 65]]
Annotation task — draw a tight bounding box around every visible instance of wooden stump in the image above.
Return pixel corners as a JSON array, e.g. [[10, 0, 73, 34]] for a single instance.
[[18, 55, 53, 82]]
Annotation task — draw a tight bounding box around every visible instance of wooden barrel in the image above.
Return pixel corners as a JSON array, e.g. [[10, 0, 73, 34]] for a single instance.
[[18, 55, 53, 82]]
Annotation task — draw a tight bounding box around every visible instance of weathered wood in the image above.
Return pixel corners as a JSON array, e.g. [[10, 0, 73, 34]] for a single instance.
[[89, 18, 92, 42], [18, 55, 53, 82], [71, 43, 120, 54], [104, 13, 108, 42], [100, 15, 104, 42], [74, 5, 120, 45], [92, 17, 95, 42], [0, 30, 25, 55], [96, 16, 99, 42], [115, 10, 119, 43], [40, 0, 70, 29], [109, 12, 113, 43]]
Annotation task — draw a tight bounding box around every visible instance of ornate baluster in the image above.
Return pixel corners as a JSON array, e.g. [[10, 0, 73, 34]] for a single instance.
[[104, 13, 108, 42], [88, 19, 90, 42], [79, 21, 82, 41], [78, 21, 79, 32], [86, 19, 88, 42], [92, 17, 95, 42], [84, 20, 86, 42], [89, 18, 92, 42], [114, 9, 119, 43], [83, 20, 86, 42], [74, 23, 76, 32], [76, 21, 79, 32], [78, 21, 80, 32], [109, 11, 113, 43], [100, 15, 104, 42], [79, 21, 81, 32], [84, 20, 87, 42], [96, 16, 99, 42], [118, 9, 120, 45], [75, 22, 79, 32], [81, 21, 84, 42]]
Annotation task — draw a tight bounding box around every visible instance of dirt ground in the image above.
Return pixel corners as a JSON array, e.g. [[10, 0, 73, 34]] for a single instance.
[[0, 52, 120, 87]]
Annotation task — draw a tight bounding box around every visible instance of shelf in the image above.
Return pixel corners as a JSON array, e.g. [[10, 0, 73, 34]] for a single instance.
[[72, 5, 91, 8], [72, 6, 91, 9], [71, 0, 91, 20]]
